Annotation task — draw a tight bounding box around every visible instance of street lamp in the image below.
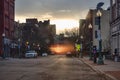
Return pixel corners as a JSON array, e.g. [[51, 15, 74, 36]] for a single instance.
[[80, 35, 83, 58], [2, 33, 5, 59], [88, 24, 92, 60], [89, 24, 92, 29], [26, 41, 30, 51], [96, 10, 104, 64]]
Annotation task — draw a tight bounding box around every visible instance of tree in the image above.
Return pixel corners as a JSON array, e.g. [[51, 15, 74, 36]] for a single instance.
[[64, 27, 79, 37], [62, 27, 79, 42]]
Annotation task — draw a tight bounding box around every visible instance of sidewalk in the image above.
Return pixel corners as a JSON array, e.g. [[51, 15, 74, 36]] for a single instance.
[[80, 56, 120, 80]]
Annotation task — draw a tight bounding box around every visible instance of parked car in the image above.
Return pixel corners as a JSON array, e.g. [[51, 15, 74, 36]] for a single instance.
[[66, 51, 72, 57], [25, 50, 38, 58], [42, 53, 48, 57]]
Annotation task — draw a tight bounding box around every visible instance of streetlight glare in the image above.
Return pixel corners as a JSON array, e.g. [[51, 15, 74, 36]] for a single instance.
[[96, 10, 102, 17], [88, 24, 92, 29], [80, 35, 83, 39], [2, 33, 5, 37]]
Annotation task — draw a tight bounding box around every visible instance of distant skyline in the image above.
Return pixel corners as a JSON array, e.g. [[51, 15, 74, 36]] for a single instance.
[[15, 0, 110, 34]]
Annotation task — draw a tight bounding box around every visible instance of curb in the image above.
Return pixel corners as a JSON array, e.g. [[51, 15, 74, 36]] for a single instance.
[[79, 58, 118, 80]]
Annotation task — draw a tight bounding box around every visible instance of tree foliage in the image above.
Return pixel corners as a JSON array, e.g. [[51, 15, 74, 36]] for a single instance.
[[62, 27, 79, 42]]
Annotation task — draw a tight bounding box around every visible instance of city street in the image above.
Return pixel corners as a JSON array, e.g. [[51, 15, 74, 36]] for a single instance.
[[0, 55, 113, 80]]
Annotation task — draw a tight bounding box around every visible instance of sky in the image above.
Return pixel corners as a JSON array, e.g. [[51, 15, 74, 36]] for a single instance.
[[15, 0, 110, 34]]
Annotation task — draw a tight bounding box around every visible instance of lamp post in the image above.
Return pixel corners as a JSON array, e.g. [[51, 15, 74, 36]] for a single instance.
[[88, 24, 92, 60], [18, 39, 21, 58], [80, 35, 83, 58], [2, 33, 5, 59], [96, 10, 104, 64]]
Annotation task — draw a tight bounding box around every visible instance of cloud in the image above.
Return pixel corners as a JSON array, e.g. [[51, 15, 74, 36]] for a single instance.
[[41, 12, 54, 19], [58, 10, 71, 13], [15, 0, 110, 21]]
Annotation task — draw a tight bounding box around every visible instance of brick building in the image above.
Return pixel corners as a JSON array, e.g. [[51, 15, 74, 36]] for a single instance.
[[0, 0, 15, 56], [110, 0, 120, 57]]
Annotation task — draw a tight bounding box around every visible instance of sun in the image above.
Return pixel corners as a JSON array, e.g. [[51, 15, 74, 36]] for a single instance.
[[50, 19, 79, 34]]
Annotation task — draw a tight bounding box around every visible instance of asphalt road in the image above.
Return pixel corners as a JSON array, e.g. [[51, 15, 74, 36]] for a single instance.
[[0, 55, 112, 80]]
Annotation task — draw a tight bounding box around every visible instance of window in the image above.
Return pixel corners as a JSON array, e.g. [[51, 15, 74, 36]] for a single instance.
[[117, 0, 120, 17], [95, 30, 98, 38], [4, 1, 9, 13], [10, 5, 14, 19], [4, 15, 9, 29]]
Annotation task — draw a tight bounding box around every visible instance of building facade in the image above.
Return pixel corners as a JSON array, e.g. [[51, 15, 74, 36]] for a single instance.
[[80, 9, 110, 52], [79, 19, 86, 51], [49, 25, 56, 36], [22, 19, 56, 50], [110, 0, 120, 56], [0, 0, 15, 56]]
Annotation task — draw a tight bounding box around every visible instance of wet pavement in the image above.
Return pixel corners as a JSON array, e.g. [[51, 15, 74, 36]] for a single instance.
[[0, 55, 113, 80]]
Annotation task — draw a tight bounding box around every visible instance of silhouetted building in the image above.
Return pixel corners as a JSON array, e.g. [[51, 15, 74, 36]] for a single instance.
[[79, 19, 86, 38], [38, 20, 50, 27], [26, 18, 38, 24], [79, 19, 86, 51], [49, 24, 56, 36], [22, 19, 56, 50], [43, 20, 50, 27]]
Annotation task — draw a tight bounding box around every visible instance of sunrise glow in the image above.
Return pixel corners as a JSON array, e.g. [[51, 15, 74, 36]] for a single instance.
[[49, 43, 75, 55], [50, 19, 79, 34], [15, 17, 79, 34]]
